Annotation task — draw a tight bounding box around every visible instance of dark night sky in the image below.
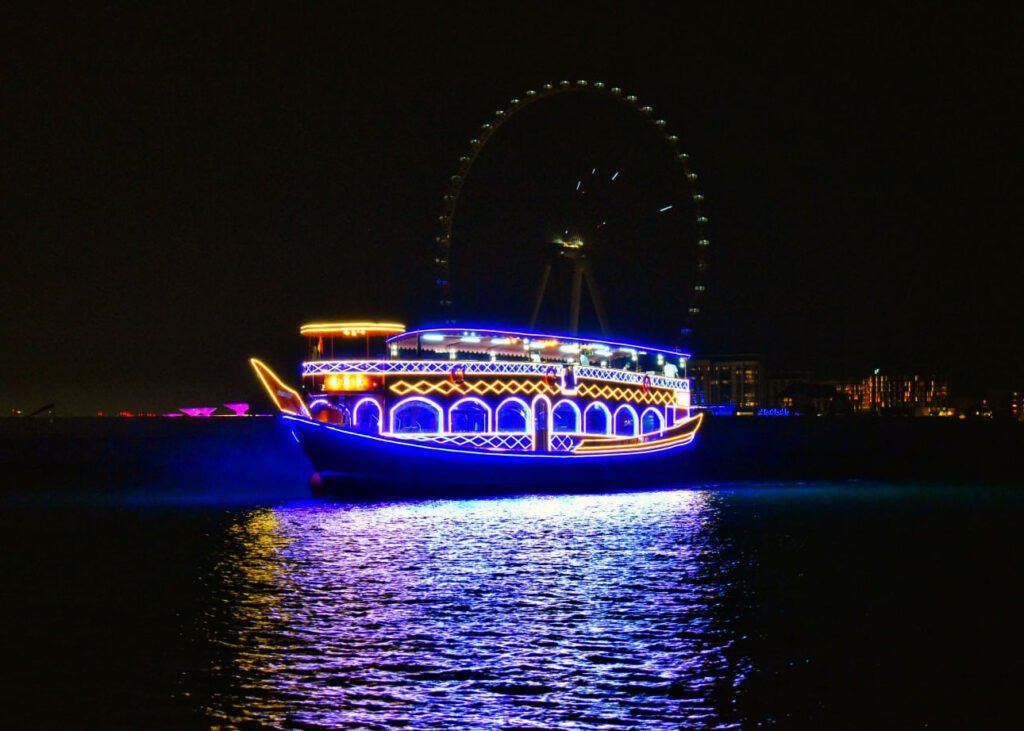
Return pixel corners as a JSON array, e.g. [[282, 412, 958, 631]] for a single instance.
[[2, 5, 1021, 415]]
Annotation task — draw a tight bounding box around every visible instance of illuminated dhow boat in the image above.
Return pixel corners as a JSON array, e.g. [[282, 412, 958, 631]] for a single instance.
[[251, 321, 701, 496]]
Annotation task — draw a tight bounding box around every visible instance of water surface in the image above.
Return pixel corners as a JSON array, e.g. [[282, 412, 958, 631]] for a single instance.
[[2, 483, 1021, 729]]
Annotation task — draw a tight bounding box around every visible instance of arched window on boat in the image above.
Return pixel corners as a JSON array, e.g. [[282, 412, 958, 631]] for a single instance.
[[583, 402, 611, 435], [552, 400, 581, 433], [641, 407, 665, 434], [495, 398, 529, 433], [353, 398, 383, 433], [449, 397, 491, 433], [614, 404, 639, 436], [391, 397, 443, 434], [309, 399, 345, 425]]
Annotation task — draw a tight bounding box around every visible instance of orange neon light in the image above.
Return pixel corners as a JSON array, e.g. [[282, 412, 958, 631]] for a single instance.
[[299, 321, 406, 338], [249, 358, 311, 418], [324, 373, 378, 393]]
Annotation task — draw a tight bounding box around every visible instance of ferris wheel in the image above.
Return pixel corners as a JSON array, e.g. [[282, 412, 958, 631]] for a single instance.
[[435, 80, 710, 340]]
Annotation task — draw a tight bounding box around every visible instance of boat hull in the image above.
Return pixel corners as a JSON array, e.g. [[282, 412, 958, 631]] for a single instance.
[[284, 415, 701, 499]]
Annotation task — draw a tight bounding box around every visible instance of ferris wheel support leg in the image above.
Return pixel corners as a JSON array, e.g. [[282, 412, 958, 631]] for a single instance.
[[583, 263, 610, 336], [570, 259, 585, 336], [529, 263, 553, 329]]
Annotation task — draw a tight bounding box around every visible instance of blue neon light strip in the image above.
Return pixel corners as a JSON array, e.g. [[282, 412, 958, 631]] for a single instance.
[[283, 414, 699, 459], [302, 359, 689, 391], [388, 326, 691, 359]]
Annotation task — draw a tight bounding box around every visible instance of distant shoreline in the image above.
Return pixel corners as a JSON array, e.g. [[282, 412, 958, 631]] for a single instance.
[[1, 416, 1021, 501]]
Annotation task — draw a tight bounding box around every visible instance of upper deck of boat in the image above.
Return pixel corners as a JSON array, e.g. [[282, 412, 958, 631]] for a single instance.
[[298, 322, 690, 380], [386, 327, 689, 370]]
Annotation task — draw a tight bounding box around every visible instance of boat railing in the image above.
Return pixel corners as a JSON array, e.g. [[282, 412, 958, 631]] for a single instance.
[[303, 360, 554, 377]]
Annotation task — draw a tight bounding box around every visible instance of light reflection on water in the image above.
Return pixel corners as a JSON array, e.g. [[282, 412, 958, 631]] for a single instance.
[[202, 490, 749, 729]]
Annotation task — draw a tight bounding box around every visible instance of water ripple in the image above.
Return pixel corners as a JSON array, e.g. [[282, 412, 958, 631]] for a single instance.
[[200, 490, 749, 729]]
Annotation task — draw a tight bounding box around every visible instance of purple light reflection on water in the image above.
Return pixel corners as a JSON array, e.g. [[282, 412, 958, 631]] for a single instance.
[[201, 490, 750, 729]]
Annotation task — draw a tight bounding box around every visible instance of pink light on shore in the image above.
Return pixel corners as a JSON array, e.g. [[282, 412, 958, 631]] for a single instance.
[[224, 402, 250, 416], [180, 407, 217, 417]]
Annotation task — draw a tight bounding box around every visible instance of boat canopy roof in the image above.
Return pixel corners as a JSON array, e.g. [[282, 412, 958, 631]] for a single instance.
[[300, 321, 406, 338], [387, 326, 689, 363]]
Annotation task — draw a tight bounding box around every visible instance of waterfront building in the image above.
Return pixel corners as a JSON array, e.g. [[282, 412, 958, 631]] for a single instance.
[[836, 372, 950, 415], [689, 355, 763, 412], [766, 371, 812, 409], [692, 363, 950, 417], [777, 382, 852, 416]]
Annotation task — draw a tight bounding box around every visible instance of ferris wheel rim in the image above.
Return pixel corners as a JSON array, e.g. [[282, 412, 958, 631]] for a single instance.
[[436, 80, 710, 339]]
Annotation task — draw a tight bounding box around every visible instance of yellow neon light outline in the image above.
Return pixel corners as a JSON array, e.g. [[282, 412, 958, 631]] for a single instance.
[[574, 430, 697, 455], [299, 321, 406, 337], [389, 378, 561, 398], [249, 358, 311, 418], [575, 381, 676, 406], [574, 412, 702, 454]]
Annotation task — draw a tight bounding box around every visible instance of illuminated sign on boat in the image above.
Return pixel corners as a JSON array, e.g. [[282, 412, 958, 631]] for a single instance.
[[324, 373, 380, 393]]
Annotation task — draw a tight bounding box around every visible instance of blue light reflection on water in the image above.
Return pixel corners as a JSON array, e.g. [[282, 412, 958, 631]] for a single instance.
[[201, 489, 750, 729]]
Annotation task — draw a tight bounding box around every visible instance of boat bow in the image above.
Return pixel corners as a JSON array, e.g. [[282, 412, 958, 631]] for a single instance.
[[250, 358, 311, 418]]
